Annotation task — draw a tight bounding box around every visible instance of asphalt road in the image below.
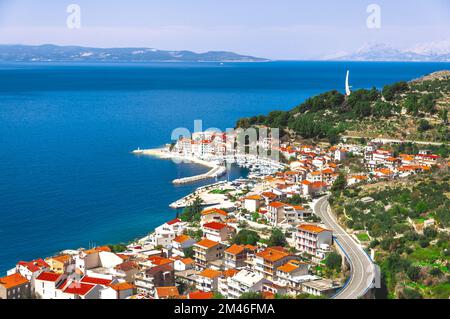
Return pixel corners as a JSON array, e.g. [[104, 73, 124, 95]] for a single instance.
[[341, 135, 447, 146], [313, 196, 377, 299]]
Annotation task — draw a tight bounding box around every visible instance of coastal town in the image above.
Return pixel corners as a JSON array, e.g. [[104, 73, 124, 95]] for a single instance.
[[1, 129, 446, 300]]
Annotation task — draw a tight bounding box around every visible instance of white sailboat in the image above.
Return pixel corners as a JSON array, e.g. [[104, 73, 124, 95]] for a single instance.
[[345, 70, 352, 96]]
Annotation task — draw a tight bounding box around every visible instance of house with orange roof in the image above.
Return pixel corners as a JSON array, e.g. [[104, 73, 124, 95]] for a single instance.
[[202, 222, 234, 243], [374, 168, 394, 179], [254, 247, 295, 280], [399, 154, 415, 164], [172, 235, 196, 257], [306, 170, 324, 183], [45, 255, 72, 274], [276, 260, 312, 293], [0, 273, 30, 299], [134, 264, 175, 296], [302, 180, 329, 197], [155, 286, 180, 299], [372, 149, 394, 164], [188, 290, 214, 299], [111, 261, 139, 282], [218, 268, 240, 296], [243, 195, 263, 212], [100, 282, 135, 299], [173, 258, 194, 272], [385, 157, 402, 169], [266, 201, 286, 226], [296, 224, 333, 259], [224, 244, 256, 270], [347, 175, 368, 186], [149, 218, 187, 248], [148, 255, 174, 268], [266, 202, 311, 227], [196, 268, 222, 292], [200, 208, 228, 225], [193, 239, 225, 270], [75, 247, 123, 276], [260, 191, 279, 205]]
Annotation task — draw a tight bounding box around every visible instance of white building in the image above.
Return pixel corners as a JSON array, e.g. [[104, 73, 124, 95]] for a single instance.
[[173, 258, 195, 272], [172, 235, 196, 257], [302, 279, 342, 297], [243, 195, 263, 213], [202, 222, 232, 243], [267, 202, 310, 226], [100, 282, 135, 299], [226, 269, 267, 299], [275, 260, 314, 293], [148, 218, 187, 248], [34, 272, 66, 299], [296, 224, 333, 259], [75, 247, 123, 275], [196, 269, 222, 292], [334, 149, 348, 162]]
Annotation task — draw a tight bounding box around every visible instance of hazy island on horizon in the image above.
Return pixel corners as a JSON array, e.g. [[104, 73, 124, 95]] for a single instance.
[[0, 44, 270, 63]]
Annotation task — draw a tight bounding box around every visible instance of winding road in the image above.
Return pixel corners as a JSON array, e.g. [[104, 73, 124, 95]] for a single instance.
[[313, 196, 377, 299]]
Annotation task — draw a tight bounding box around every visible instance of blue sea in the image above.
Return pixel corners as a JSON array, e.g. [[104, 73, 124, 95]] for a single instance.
[[1, 61, 449, 273]]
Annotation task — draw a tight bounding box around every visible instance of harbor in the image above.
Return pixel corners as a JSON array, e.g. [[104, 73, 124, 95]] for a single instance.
[[132, 147, 286, 186]]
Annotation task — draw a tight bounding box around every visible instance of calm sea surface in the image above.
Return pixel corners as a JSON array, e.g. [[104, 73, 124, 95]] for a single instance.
[[1, 61, 449, 273]]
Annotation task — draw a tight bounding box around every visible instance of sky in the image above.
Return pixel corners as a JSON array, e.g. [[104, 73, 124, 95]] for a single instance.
[[0, 0, 449, 59]]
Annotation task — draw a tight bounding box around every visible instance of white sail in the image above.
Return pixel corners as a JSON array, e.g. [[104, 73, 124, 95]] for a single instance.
[[345, 70, 352, 96]]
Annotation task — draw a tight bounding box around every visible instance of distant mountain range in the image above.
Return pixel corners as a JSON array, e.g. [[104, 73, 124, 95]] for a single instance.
[[324, 41, 450, 62], [0, 44, 269, 63]]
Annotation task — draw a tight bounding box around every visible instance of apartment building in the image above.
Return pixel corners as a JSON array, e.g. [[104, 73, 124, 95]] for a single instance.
[[224, 244, 256, 270], [296, 224, 333, 259], [226, 269, 267, 299], [196, 268, 222, 292], [0, 273, 30, 299], [193, 239, 225, 270], [254, 247, 294, 281]]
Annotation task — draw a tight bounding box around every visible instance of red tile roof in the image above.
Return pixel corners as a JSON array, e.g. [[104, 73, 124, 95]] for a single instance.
[[80, 276, 113, 286], [199, 269, 222, 279], [36, 272, 61, 282], [109, 282, 135, 291], [18, 259, 49, 273], [298, 224, 330, 234], [256, 247, 290, 262], [225, 244, 245, 255], [203, 222, 227, 231], [156, 286, 180, 298], [0, 273, 29, 289], [188, 291, 214, 299], [63, 282, 96, 296], [268, 202, 285, 208], [201, 208, 228, 217], [148, 256, 174, 266], [173, 235, 193, 244], [166, 218, 182, 226], [195, 239, 220, 249]]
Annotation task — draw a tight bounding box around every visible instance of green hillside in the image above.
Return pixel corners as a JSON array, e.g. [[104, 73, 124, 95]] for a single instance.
[[236, 71, 450, 144]]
